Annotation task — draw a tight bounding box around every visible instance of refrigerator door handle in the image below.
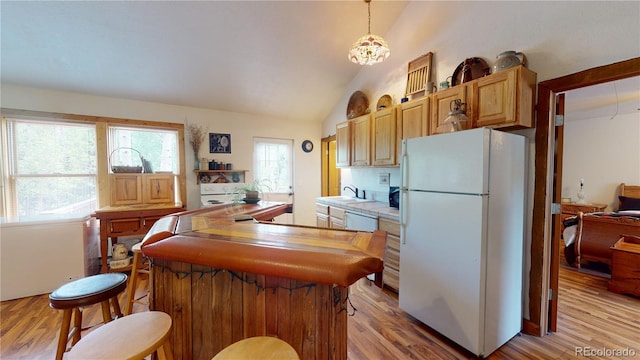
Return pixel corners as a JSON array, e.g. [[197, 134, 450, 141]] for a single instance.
[[400, 139, 408, 190], [400, 189, 408, 244]]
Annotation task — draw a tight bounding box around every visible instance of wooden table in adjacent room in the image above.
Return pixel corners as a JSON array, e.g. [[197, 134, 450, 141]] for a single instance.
[[93, 204, 185, 273], [140, 202, 386, 360]]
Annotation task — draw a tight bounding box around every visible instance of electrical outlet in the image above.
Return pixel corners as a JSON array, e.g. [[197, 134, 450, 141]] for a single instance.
[[379, 173, 390, 185]]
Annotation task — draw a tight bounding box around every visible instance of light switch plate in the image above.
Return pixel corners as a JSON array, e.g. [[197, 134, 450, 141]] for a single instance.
[[379, 173, 390, 185]]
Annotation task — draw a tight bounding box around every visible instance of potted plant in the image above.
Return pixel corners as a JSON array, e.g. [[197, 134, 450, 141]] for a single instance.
[[232, 179, 271, 204]]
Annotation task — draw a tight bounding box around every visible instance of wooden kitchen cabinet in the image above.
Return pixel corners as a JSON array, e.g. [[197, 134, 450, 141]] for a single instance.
[[398, 97, 429, 140], [329, 206, 346, 229], [143, 174, 175, 204], [429, 85, 470, 135], [378, 217, 400, 292], [472, 65, 537, 129], [315, 203, 329, 228], [110, 174, 143, 206], [335, 121, 351, 167], [429, 65, 536, 134], [110, 174, 175, 206], [351, 114, 371, 166], [315, 203, 346, 229], [371, 107, 398, 166]]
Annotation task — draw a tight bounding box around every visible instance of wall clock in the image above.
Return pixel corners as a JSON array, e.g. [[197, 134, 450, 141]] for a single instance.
[[302, 140, 314, 153]]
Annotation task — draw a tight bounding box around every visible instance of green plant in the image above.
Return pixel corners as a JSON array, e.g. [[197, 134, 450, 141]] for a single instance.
[[231, 179, 272, 202]]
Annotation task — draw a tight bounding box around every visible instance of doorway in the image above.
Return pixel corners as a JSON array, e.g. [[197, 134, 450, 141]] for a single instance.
[[530, 57, 640, 335], [321, 135, 340, 197]]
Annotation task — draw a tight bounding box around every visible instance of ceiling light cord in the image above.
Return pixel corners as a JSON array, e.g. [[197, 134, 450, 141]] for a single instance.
[[367, 0, 372, 34]]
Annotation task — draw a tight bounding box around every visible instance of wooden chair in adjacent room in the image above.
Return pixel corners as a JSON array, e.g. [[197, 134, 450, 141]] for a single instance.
[[48, 273, 128, 360]]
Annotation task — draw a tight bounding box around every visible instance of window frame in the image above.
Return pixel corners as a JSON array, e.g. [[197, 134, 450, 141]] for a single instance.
[[0, 109, 186, 217]]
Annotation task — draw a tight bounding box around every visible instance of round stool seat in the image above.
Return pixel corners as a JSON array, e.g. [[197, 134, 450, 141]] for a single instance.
[[67, 311, 173, 360], [50, 273, 128, 309], [212, 336, 299, 360]]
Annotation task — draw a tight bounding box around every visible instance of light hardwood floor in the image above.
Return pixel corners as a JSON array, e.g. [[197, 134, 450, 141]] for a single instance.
[[1, 266, 638, 359]]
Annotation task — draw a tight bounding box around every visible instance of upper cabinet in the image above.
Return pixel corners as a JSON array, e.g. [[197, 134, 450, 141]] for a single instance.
[[336, 120, 351, 167], [372, 107, 398, 166], [334, 65, 536, 167], [398, 97, 429, 140], [472, 65, 536, 129], [430, 65, 536, 135], [429, 86, 469, 135], [351, 114, 371, 167]]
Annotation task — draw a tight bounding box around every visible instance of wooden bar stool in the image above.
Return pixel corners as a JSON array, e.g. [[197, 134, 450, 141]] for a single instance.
[[49, 273, 128, 360], [125, 241, 150, 315], [212, 336, 299, 360], [67, 311, 174, 360]]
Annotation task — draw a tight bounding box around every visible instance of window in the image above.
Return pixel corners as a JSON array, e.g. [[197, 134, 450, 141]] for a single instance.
[[7, 119, 97, 216], [1, 112, 185, 218], [109, 126, 178, 174], [253, 138, 293, 194]]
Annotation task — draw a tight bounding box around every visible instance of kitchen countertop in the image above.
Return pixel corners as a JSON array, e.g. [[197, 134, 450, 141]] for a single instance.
[[316, 196, 400, 221]]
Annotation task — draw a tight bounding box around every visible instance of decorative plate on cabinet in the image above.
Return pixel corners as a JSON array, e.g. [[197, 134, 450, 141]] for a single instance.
[[451, 57, 490, 86], [376, 94, 392, 110], [346, 91, 369, 119]]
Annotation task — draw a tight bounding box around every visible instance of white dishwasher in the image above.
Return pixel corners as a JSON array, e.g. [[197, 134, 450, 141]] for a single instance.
[[344, 211, 378, 280], [344, 211, 378, 232]]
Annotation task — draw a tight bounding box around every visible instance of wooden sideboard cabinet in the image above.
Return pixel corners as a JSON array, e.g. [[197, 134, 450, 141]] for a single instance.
[[111, 173, 175, 206], [94, 204, 184, 273], [378, 217, 400, 292]]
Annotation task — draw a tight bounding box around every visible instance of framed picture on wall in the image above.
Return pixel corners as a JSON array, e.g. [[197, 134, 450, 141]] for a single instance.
[[209, 133, 231, 154]]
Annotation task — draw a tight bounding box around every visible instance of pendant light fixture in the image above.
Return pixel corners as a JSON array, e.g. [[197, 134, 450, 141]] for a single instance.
[[348, 0, 390, 66]]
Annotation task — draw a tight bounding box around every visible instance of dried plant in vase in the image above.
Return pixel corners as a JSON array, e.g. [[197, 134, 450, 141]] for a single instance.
[[186, 122, 206, 170]]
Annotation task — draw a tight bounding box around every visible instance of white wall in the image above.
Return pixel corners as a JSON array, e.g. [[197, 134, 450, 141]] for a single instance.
[[1, 84, 322, 226], [322, 1, 640, 321], [562, 111, 640, 210]]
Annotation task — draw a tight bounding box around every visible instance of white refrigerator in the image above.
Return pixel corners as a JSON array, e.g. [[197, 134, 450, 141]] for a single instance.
[[399, 128, 526, 357]]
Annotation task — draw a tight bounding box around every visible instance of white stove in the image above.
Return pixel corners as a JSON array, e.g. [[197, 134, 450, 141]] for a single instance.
[[200, 183, 245, 207]]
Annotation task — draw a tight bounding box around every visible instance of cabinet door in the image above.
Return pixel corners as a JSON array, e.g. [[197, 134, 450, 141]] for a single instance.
[[111, 174, 142, 206], [473, 66, 536, 129], [473, 69, 516, 127], [372, 108, 397, 166], [429, 86, 470, 135], [351, 114, 371, 166], [143, 174, 175, 204], [316, 213, 329, 228], [399, 98, 429, 140], [335, 121, 351, 167]]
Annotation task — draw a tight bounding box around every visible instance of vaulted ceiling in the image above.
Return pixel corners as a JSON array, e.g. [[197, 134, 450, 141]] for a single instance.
[[1, 1, 408, 124]]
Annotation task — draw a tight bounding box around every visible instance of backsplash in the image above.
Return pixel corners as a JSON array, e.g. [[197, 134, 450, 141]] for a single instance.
[[340, 167, 401, 202]]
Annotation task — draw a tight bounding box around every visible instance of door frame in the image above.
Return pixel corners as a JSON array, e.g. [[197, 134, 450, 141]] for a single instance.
[[528, 57, 640, 336]]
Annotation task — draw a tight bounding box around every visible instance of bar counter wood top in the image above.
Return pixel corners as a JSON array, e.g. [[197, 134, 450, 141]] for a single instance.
[[140, 202, 387, 360]]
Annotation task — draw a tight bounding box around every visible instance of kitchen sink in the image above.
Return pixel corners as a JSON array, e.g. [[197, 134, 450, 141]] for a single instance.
[[324, 196, 374, 203]]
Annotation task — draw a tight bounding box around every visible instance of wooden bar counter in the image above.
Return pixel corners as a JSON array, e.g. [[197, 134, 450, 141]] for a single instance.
[[140, 202, 386, 360]]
